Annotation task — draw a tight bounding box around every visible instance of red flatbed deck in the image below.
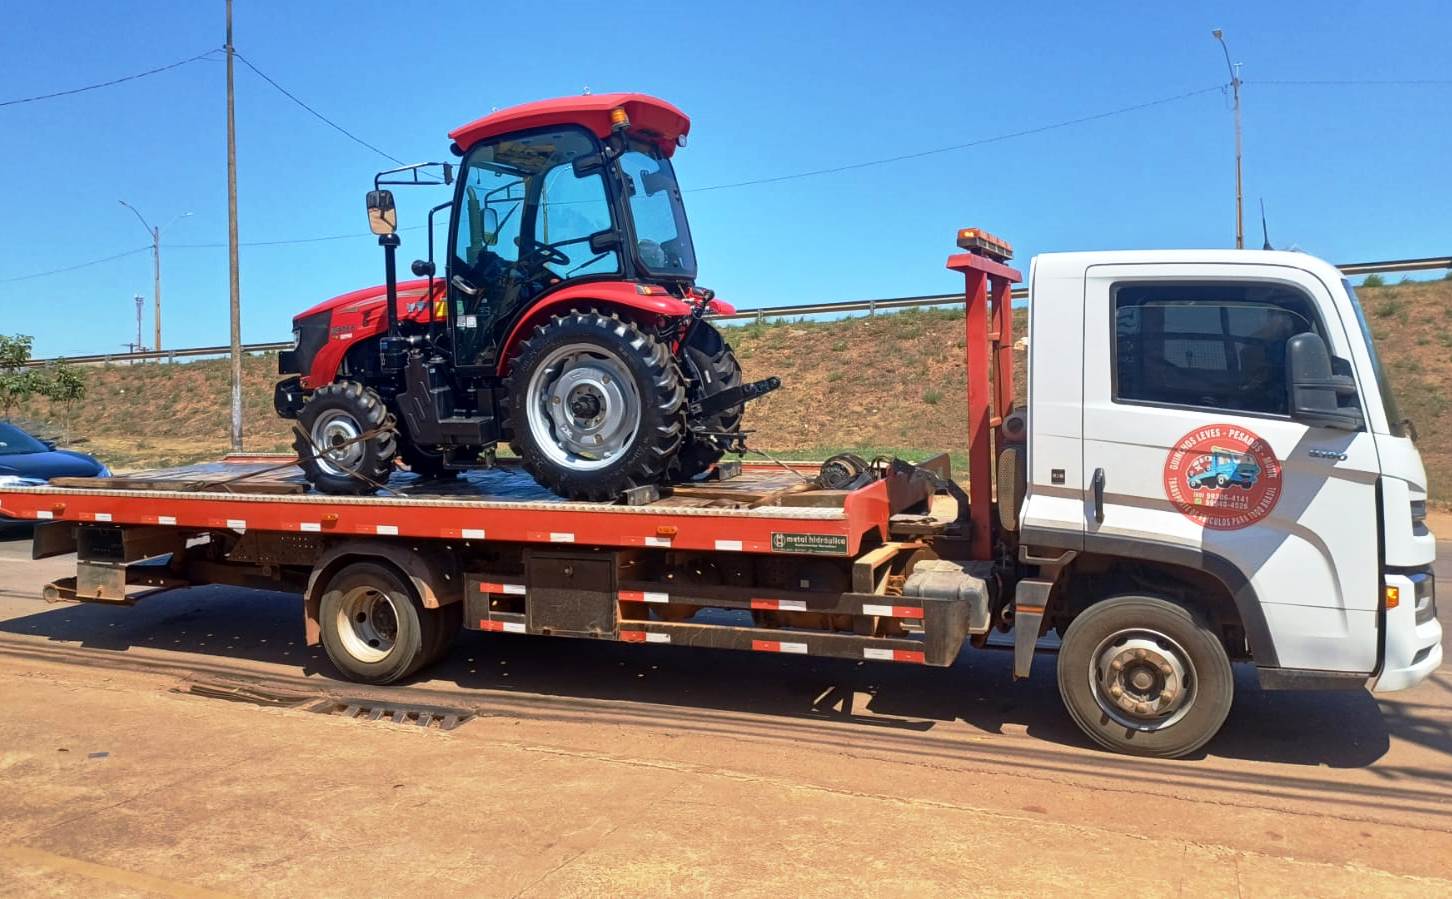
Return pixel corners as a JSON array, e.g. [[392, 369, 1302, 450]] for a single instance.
[[0, 455, 895, 558]]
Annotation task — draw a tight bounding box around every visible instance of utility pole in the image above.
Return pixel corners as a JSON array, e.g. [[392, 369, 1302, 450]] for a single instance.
[[1212, 28, 1244, 249], [226, 0, 243, 453], [118, 202, 190, 351]]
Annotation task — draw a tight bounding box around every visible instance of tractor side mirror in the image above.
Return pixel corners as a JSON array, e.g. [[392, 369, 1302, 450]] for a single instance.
[[1286, 332, 1364, 430], [481, 207, 500, 247], [366, 189, 397, 236]]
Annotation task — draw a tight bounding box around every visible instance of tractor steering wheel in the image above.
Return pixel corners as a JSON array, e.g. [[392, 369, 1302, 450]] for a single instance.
[[522, 241, 571, 270]]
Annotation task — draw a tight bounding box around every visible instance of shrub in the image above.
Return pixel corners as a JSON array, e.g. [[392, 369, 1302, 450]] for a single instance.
[[1362, 274, 1386, 288]]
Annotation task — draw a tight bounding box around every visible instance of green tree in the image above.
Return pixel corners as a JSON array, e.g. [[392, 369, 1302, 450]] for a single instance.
[[41, 361, 87, 441], [1361, 274, 1386, 288], [0, 335, 40, 420]]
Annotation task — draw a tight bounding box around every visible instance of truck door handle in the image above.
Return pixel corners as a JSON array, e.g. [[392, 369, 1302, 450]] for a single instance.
[[1091, 468, 1106, 524]]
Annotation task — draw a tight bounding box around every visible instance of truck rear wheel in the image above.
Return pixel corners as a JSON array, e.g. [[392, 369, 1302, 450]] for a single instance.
[[295, 382, 397, 495], [505, 310, 685, 501], [319, 562, 444, 684], [1056, 595, 1233, 758]]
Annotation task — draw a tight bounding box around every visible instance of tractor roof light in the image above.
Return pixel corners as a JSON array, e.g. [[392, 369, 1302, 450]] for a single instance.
[[610, 106, 631, 131], [956, 228, 1013, 261]]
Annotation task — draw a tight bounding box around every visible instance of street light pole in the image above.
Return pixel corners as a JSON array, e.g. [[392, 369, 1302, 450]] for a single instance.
[[118, 202, 190, 352], [1212, 28, 1244, 249]]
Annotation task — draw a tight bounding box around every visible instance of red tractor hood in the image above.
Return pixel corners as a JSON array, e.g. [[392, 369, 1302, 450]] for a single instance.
[[294, 278, 441, 325]]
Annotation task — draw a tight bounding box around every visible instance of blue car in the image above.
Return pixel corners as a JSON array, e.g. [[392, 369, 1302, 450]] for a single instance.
[[0, 422, 109, 491], [1185, 449, 1260, 490]]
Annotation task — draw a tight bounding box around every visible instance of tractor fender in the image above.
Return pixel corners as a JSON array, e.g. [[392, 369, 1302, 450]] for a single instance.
[[496, 281, 696, 373], [302, 540, 464, 646]]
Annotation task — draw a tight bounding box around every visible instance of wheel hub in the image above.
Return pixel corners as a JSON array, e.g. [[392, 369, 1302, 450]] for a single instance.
[[1090, 630, 1196, 731], [311, 410, 366, 477], [335, 586, 398, 664], [527, 343, 642, 471]]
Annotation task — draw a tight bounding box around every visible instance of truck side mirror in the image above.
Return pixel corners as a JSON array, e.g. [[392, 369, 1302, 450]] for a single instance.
[[366, 189, 397, 236], [1286, 332, 1364, 431]]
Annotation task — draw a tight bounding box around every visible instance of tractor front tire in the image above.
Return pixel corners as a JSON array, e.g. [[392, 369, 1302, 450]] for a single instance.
[[675, 321, 744, 481], [504, 310, 684, 501], [294, 381, 397, 495]]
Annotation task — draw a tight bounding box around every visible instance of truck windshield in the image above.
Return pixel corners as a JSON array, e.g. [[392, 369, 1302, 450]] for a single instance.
[[617, 148, 696, 280], [1343, 279, 1407, 438]]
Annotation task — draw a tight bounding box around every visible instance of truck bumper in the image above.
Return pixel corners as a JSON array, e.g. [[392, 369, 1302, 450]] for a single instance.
[[1372, 569, 1443, 693]]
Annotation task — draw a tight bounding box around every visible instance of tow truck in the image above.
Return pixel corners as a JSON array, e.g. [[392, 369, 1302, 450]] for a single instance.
[[0, 227, 1441, 758]]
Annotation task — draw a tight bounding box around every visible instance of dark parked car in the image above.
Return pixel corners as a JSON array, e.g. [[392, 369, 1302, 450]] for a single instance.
[[0, 422, 109, 490]]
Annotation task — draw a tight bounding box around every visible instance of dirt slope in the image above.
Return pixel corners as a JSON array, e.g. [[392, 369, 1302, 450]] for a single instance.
[[13, 280, 1451, 498]]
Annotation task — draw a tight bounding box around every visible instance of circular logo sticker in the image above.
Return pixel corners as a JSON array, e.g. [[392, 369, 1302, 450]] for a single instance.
[[1162, 424, 1283, 530]]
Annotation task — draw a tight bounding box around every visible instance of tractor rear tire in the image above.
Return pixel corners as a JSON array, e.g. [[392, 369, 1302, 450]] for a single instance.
[[294, 381, 397, 495], [674, 321, 744, 481], [504, 309, 685, 501]]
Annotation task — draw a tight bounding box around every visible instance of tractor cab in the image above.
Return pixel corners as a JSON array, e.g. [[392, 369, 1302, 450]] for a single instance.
[[279, 94, 778, 501], [442, 114, 697, 369]]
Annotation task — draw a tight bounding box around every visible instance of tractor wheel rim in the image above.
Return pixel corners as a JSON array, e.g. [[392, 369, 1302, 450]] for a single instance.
[[335, 585, 398, 664], [526, 342, 641, 472], [311, 410, 366, 478], [1087, 628, 1197, 732]]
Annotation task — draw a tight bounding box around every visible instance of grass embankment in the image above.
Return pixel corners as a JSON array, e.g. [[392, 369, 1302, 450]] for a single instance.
[[14, 279, 1451, 500]]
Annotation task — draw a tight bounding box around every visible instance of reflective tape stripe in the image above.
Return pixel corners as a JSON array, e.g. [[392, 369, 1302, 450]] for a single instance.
[[715, 540, 743, 551], [36, 510, 53, 520], [479, 620, 525, 634], [620, 630, 671, 644], [550, 532, 575, 543], [751, 640, 808, 654], [863, 647, 926, 663], [94, 513, 112, 522], [750, 598, 807, 612], [375, 525, 399, 536], [619, 590, 669, 604], [226, 519, 246, 530], [462, 529, 486, 540], [157, 515, 176, 526], [300, 523, 321, 533], [860, 604, 925, 619], [479, 582, 526, 596], [644, 536, 672, 547]]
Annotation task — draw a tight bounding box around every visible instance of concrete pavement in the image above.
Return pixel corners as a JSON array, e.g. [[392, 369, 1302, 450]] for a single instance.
[[0, 526, 1448, 896]]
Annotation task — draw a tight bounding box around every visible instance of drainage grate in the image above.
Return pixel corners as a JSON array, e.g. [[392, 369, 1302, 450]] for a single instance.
[[175, 678, 473, 731], [310, 700, 474, 731]]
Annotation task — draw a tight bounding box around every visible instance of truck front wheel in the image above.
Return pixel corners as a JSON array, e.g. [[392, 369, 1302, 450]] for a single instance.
[[1056, 595, 1233, 758], [318, 562, 446, 684]]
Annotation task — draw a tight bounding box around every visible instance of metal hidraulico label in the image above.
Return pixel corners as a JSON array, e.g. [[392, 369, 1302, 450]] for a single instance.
[[770, 532, 849, 555]]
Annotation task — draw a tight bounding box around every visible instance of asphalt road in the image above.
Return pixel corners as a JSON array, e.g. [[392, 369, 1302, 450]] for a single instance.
[[0, 524, 1449, 895]]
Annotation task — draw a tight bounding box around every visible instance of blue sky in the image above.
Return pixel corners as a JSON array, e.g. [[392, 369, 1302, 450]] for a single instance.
[[1, 0, 1448, 357]]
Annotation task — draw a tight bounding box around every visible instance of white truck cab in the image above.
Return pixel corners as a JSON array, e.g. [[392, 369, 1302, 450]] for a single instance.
[[1016, 249, 1441, 754]]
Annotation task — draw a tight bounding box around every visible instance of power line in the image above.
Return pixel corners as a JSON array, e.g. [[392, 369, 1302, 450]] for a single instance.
[[688, 83, 1227, 192], [1249, 78, 1452, 86], [0, 247, 151, 284], [0, 50, 219, 109], [232, 51, 406, 165]]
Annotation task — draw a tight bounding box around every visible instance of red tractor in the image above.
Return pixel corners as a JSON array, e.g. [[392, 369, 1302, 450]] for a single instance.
[[275, 94, 777, 500]]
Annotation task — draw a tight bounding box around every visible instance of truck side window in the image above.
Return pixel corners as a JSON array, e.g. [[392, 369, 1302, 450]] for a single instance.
[[1113, 282, 1324, 416]]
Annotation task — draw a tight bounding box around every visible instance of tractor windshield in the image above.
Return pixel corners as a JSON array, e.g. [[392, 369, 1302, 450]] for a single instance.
[[617, 148, 696, 280]]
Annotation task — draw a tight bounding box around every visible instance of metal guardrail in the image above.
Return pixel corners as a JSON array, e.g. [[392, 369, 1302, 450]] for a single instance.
[[25, 255, 1450, 367]]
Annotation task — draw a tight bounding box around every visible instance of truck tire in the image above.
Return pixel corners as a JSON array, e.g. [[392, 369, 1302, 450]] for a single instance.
[[674, 321, 744, 480], [1056, 595, 1234, 758], [504, 309, 685, 501], [319, 562, 442, 684], [295, 382, 397, 495]]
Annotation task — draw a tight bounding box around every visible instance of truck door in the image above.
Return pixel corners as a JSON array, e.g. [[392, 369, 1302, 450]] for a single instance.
[[1081, 263, 1382, 673]]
